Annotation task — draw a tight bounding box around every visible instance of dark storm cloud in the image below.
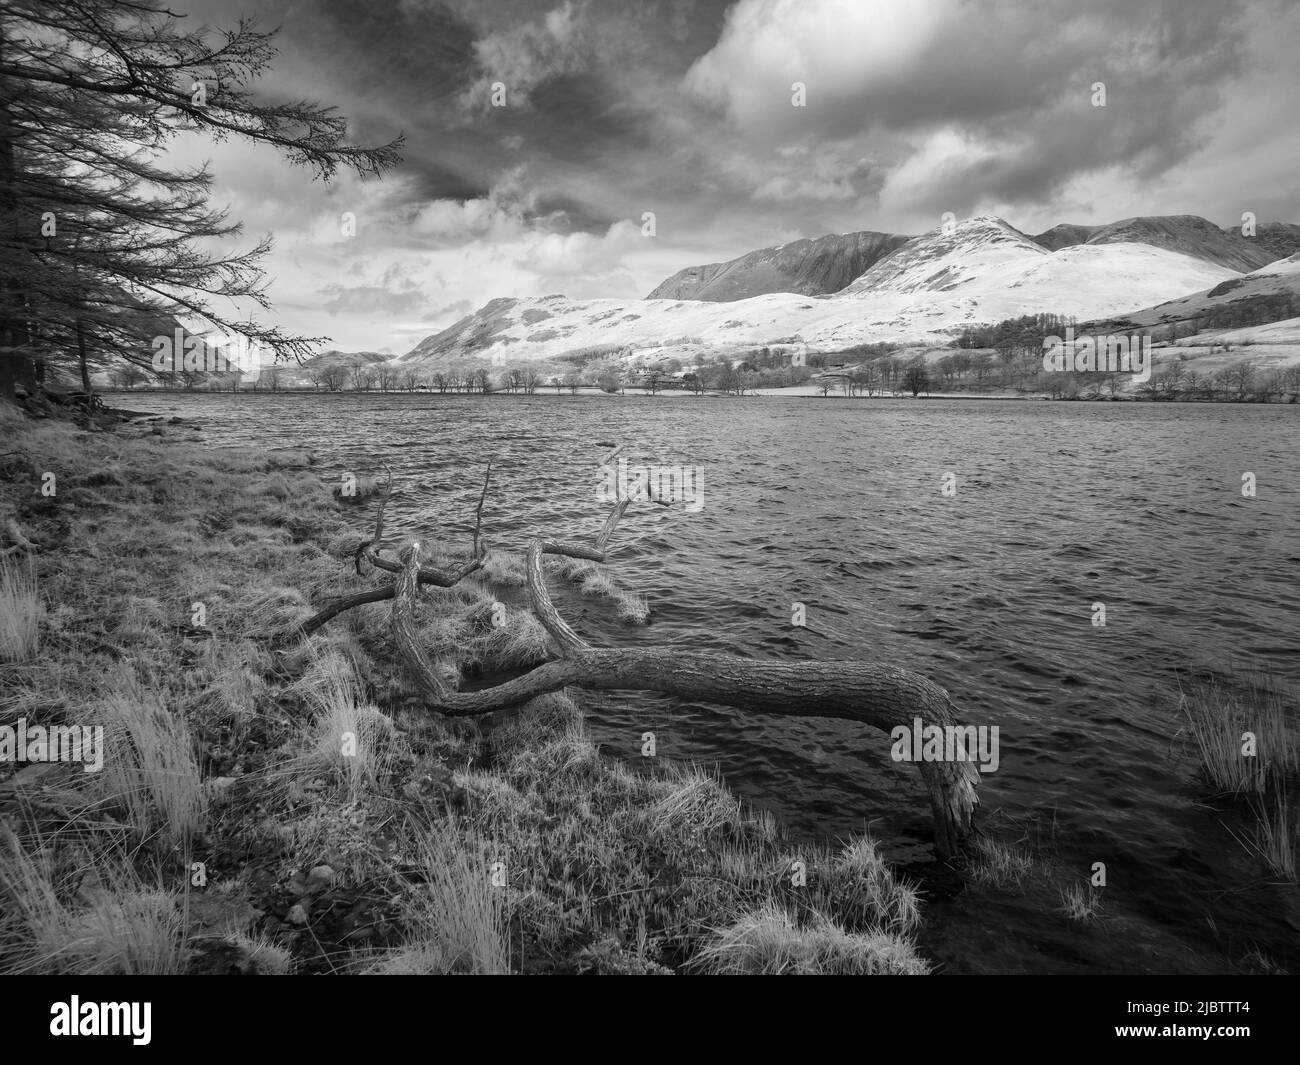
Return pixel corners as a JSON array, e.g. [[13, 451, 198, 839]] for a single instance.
[[185, 0, 1287, 232]]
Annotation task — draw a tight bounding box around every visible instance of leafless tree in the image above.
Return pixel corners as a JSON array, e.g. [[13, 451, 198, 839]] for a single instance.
[[1219, 361, 1256, 400], [111, 364, 147, 389], [1159, 361, 1185, 396]]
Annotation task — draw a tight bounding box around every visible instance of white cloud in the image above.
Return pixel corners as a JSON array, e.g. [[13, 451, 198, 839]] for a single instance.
[[460, 1, 588, 111], [876, 128, 1001, 220], [686, 0, 952, 137]]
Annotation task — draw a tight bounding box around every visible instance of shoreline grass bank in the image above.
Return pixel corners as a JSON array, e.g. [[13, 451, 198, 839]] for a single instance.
[[0, 405, 930, 975]]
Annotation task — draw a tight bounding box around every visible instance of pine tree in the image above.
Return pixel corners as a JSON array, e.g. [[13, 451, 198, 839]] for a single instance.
[[0, 0, 402, 400]]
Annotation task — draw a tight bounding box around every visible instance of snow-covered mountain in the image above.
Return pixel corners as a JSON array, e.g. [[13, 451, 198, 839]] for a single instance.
[[839, 216, 1045, 295], [397, 217, 1243, 369]]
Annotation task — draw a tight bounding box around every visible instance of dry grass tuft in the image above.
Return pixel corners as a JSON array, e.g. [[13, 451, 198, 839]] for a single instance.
[[0, 830, 190, 975], [1179, 671, 1298, 879], [1229, 786, 1297, 881], [366, 830, 510, 975], [968, 836, 1035, 889], [691, 903, 929, 975], [95, 674, 207, 852], [0, 556, 41, 662], [290, 651, 398, 797], [1057, 880, 1104, 923], [222, 930, 295, 974], [1179, 673, 1297, 796]]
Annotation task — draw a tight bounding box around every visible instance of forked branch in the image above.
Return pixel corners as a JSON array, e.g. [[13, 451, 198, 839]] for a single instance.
[[295, 462, 491, 638]]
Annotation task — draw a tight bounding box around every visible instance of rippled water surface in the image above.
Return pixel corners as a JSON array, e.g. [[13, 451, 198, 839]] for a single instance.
[[145, 392, 1300, 973]]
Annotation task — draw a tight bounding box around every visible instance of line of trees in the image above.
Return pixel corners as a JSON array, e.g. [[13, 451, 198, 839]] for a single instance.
[[1136, 360, 1300, 403], [104, 348, 1300, 404]]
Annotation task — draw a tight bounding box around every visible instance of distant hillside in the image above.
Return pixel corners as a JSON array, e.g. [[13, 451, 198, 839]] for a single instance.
[[402, 299, 520, 361], [1254, 223, 1300, 262], [272, 349, 387, 387], [645, 230, 910, 301], [1081, 252, 1300, 334], [299, 349, 388, 371], [1031, 215, 1297, 272]]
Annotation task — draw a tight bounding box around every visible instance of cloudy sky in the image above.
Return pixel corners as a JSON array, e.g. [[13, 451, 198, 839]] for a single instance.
[[174, 0, 1300, 354]]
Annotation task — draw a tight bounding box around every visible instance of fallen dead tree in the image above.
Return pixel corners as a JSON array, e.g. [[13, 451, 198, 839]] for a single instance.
[[306, 451, 980, 856]]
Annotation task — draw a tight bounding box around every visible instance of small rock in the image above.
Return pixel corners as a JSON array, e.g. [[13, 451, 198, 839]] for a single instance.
[[307, 865, 337, 891], [286, 903, 309, 926]]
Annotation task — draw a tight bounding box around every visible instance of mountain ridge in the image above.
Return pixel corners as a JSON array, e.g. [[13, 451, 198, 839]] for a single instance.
[[1029, 214, 1284, 272], [644, 214, 1300, 307], [645, 230, 910, 301]]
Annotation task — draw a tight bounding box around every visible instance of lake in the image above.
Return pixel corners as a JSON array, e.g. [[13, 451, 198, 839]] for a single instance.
[[136, 390, 1300, 973]]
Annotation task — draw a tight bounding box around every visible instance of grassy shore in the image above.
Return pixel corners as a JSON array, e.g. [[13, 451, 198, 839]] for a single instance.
[[0, 404, 930, 975]]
